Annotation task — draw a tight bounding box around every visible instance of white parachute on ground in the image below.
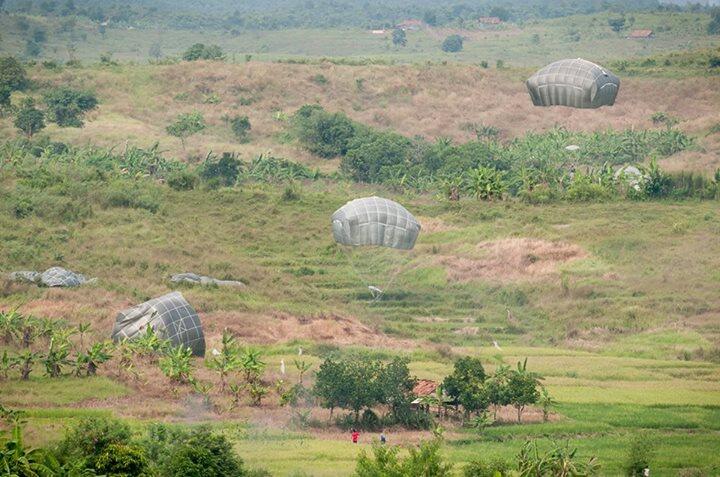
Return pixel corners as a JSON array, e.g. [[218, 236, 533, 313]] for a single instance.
[[331, 196, 421, 299], [7, 267, 92, 287], [170, 273, 246, 288], [110, 291, 206, 356], [614, 165, 644, 191], [526, 58, 620, 109]]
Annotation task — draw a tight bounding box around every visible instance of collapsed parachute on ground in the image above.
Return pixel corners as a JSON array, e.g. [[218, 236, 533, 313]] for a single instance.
[[7, 267, 92, 287], [331, 196, 421, 250], [110, 292, 205, 356], [526, 58, 620, 109], [170, 273, 246, 288]]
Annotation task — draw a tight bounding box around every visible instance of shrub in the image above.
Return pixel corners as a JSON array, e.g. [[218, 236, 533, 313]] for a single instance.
[[182, 43, 225, 61], [230, 115, 251, 142], [160, 427, 245, 477], [355, 440, 453, 477], [294, 106, 356, 158], [464, 457, 512, 477], [624, 435, 655, 477], [95, 443, 150, 476], [442, 35, 463, 52], [167, 170, 199, 191], [166, 112, 206, 149], [43, 87, 98, 128], [103, 180, 162, 213], [57, 418, 132, 469], [200, 152, 243, 187], [341, 130, 410, 182]]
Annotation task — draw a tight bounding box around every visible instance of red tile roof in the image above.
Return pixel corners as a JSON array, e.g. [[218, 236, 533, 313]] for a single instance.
[[628, 29, 654, 38], [413, 379, 438, 397]]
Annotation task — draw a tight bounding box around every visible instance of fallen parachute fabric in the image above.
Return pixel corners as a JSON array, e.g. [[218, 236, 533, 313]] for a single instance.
[[526, 58, 620, 108], [7, 267, 90, 287], [110, 291, 206, 356], [40, 267, 90, 287], [170, 273, 246, 288], [331, 196, 421, 250]]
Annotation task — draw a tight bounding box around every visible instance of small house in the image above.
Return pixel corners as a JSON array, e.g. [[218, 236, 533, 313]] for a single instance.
[[628, 29, 654, 39], [370, 29, 386, 35], [396, 19, 423, 31]]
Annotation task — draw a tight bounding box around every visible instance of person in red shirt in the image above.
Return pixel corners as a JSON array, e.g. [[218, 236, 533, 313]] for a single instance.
[[351, 428, 359, 444]]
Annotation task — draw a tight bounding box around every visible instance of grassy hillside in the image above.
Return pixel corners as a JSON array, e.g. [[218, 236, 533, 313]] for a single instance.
[[2, 60, 720, 174]]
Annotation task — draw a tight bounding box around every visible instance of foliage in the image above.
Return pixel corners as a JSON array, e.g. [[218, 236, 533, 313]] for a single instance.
[[43, 87, 98, 128], [442, 35, 464, 53], [57, 417, 132, 470], [159, 345, 194, 384], [518, 440, 600, 476], [166, 111, 206, 148], [464, 457, 512, 477], [293, 105, 356, 158], [443, 356, 488, 414], [506, 359, 542, 423], [13, 99, 45, 138], [182, 43, 225, 61], [355, 440, 453, 477], [199, 152, 243, 187], [608, 16, 626, 33], [206, 329, 241, 392], [624, 435, 655, 477], [0, 56, 29, 91], [230, 115, 252, 142], [95, 443, 150, 476], [167, 169, 199, 190], [160, 426, 245, 477], [392, 28, 406, 47]]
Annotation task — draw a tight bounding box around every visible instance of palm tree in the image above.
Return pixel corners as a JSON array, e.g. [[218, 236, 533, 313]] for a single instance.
[[293, 359, 312, 386]]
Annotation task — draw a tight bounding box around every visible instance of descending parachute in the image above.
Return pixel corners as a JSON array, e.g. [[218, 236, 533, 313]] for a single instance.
[[331, 196, 421, 250], [526, 58, 620, 109], [331, 196, 421, 299], [110, 292, 205, 356]]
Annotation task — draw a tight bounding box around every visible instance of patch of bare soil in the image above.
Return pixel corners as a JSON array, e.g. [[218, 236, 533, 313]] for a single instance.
[[202, 311, 408, 348], [439, 238, 586, 283]]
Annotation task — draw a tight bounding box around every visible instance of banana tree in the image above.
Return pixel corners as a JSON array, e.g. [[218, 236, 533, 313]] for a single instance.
[[206, 330, 240, 392], [42, 337, 70, 378]]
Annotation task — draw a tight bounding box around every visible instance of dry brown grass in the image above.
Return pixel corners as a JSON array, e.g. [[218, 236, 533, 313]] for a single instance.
[[15, 62, 720, 171], [440, 238, 586, 283]]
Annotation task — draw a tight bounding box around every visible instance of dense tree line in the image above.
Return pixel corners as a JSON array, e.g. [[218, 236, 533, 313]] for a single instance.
[[0, 0, 698, 31]]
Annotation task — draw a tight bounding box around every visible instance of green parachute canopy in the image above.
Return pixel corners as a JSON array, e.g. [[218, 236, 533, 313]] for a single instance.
[[526, 58, 620, 109], [331, 196, 421, 250]]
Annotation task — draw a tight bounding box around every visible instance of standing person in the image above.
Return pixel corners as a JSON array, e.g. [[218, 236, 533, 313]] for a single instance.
[[351, 428, 359, 444], [379, 430, 386, 444]]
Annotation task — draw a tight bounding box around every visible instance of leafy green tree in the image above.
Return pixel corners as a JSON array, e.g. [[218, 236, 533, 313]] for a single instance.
[[608, 16, 626, 33], [240, 346, 265, 385], [539, 386, 555, 422], [166, 111, 206, 149], [464, 457, 512, 477], [314, 358, 348, 420], [441, 34, 463, 53], [43, 87, 98, 127], [507, 359, 541, 423], [423, 10, 438, 26], [0, 86, 11, 115], [14, 99, 45, 138], [392, 28, 406, 47], [376, 357, 415, 421], [443, 356, 489, 416], [489, 6, 511, 21], [230, 115, 251, 142], [182, 43, 225, 61], [486, 364, 511, 419], [32, 28, 47, 43]]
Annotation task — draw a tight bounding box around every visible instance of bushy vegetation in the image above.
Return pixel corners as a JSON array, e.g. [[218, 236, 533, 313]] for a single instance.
[[291, 105, 710, 202], [182, 43, 225, 61]]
